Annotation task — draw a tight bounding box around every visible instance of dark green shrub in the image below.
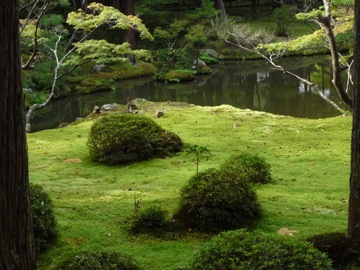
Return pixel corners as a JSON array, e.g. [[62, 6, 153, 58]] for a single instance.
[[191, 229, 332, 270], [220, 152, 272, 184], [175, 169, 260, 233], [29, 183, 57, 255], [152, 130, 184, 158], [308, 232, 360, 269], [87, 113, 183, 165], [55, 250, 141, 270], [130, 206, 169, 235]]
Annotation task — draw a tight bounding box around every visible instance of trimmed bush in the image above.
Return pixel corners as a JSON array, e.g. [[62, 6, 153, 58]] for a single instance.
[[55, 250, 141, 270], [87, 113, 183, 165], [191, 229, 332, 270], [308, 232, 360, 269], [175, 169, 260, 232], [29, 183, 57, 255], [152, 130, 184, 158], [130, 206, 169, 236], [220, 152, 272, 184]]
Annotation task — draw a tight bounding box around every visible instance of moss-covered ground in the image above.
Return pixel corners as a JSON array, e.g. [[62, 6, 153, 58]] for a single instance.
[[30, 101, 351, 269]]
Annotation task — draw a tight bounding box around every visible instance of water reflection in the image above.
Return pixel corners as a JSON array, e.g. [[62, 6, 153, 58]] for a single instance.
[[31, 56, 348, 132]]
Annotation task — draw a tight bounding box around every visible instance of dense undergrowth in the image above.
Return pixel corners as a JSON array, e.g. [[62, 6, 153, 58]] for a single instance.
[[28, 101, 351, 269]]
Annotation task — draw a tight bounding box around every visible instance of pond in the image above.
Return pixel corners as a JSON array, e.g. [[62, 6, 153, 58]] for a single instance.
[[31, 55, 348, 132]]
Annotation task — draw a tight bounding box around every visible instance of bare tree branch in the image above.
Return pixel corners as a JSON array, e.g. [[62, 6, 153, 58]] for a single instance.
[[216, 17, 347, 114]]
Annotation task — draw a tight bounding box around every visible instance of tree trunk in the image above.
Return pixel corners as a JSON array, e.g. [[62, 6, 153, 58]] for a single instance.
[[251, 0, 257, 19], [0, 0, 36, 269], [348, 0, 360, 239], [215, 0, 227, 18], [121, 0, 136, 63]]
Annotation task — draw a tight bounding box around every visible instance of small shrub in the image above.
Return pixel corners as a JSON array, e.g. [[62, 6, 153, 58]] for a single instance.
[[272, 5, 296, 36], [191, 229, 332, 270], [29, 183, 57, 255], [220, 152, 272, 184], [308, 232, 360, 269], [130, 206, 169, 235], [200, 53, 218, 64], [55, 250, 142, 270], [175, 169, 260, 232], [87, 113, 183, 165]]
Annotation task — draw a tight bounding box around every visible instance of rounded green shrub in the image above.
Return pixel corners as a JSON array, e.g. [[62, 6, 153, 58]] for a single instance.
[[191, 229, 332, 270], [55, 250, 142, 270], [130, 206, 169, 235], [220, 152, 272, 184], [175, 169, 260, 232], [87, 113, 183, 165], [308, 232, 360, 269], [29, 183, 57, 255]]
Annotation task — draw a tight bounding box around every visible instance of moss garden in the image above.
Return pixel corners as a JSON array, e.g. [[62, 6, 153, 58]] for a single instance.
[[28, 100, 353, 269]]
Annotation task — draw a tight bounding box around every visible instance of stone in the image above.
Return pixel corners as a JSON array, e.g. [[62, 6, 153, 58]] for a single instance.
[[200, 48, 219, 58], [192, 59, 207, 69], [92, 105, 101, 114], [155, 110, 164, 118], [91, 64, 105, 73], [100, 103, 119, 112]]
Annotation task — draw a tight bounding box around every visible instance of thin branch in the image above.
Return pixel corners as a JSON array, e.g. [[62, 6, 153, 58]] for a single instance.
[[20, 0, 41, 35], [318, 0, 353, 107]]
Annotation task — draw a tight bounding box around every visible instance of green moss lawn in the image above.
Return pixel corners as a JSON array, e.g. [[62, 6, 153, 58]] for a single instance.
[[29, 101, 351, 269]]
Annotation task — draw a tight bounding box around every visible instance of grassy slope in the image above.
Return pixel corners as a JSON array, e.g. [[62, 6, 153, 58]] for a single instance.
[[29, 101, 351, 269]]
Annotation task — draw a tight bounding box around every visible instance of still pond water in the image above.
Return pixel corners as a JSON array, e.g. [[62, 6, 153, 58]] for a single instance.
[[31, 56, 348, 132]]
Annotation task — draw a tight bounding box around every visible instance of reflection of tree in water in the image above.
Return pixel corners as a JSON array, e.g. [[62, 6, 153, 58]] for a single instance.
[[32, 57, 346, 132]]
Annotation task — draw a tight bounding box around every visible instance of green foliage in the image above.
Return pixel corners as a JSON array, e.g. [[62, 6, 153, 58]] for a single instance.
[[186, 0, 218, 23], [67, 3, 152, 40], [23, 91, 47, 109], [152, 19, 192, 71], [185, 24, 208, 48], [308, 232, 360, 269], [272, 5, 296, 36], [72, 40, 150, 65], [87, 113, 183, 165], [200, 53, 219, 64], [130, 206, 169, 235], [29, 183, 57, 255], [151, 0, 216, 72], [185, 144, 211, 174], [219, 152, 272, 184], [41, 14, 64, 27], [55, 250, 142, 270], [32, 61, 56, 91], [66, 3, 152, 66], [191, 229, 332, 269], [136, 0, 192, 30], [175, 169, 260, 232]]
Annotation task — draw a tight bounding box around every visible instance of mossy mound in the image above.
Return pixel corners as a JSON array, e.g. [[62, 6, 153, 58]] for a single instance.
[[163, 70, 195, 82], [67, 61, 157, 94], [87, 113, 183, 165]]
